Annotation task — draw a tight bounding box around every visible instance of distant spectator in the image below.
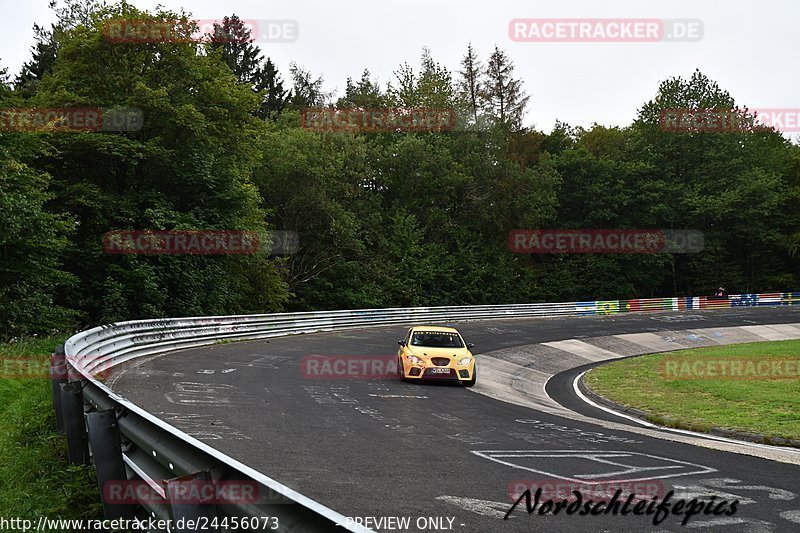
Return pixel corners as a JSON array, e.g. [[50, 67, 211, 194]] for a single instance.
[[715, 287, 726, 297]]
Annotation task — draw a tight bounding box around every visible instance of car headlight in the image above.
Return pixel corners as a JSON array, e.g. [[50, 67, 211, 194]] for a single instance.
[[407, 355, 423, 365], [458, 357, 472, 365]]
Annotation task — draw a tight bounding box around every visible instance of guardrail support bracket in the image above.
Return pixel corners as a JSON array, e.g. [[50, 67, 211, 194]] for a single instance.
[[86, 409, 134, 521], [50, 345, 67, 433], [60, 381, 90, 465]]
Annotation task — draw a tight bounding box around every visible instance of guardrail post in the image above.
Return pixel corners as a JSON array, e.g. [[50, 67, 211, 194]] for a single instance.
[[60, 381, 90, 465], [86, 409, 134, 521], [165, 471, 219, 533], [50, 345, 67, 433]]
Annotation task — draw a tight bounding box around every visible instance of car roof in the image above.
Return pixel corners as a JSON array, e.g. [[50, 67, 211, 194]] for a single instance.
[[410, 325, 460, 333]]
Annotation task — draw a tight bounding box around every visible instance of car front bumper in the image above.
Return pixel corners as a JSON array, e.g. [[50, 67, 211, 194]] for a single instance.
[[401, 360, 474, 381]]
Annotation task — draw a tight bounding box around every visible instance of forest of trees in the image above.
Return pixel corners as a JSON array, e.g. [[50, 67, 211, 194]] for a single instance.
[[1, 1, 798, 339]]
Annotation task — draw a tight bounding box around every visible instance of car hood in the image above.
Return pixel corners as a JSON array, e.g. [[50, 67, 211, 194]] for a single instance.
[[408, 346, 470, 358]]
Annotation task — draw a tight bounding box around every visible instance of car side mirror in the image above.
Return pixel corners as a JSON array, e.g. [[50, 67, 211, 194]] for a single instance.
[[398, 340, 406, 346], [467, 343, 474, 349]]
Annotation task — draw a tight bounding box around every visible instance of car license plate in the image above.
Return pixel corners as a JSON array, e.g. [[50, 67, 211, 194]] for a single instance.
[[430, 368, 450, 374]]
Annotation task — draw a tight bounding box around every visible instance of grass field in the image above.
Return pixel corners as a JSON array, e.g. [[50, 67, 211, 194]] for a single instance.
[[584, 340, 800, 443], [0, 336, 102, 521]]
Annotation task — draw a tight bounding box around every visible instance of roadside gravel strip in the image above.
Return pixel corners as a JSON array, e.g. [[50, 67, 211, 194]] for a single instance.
[[110, 307, 800, 532]]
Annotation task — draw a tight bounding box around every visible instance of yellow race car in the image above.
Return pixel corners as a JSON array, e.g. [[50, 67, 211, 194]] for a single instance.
[[396, 326, 476, 386]]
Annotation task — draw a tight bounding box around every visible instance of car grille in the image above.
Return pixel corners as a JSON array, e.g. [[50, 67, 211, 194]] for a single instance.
[[431, 357, 451, 367]]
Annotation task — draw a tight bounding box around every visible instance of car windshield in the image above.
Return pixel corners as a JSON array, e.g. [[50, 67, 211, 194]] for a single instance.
[[410, 331, 464, 348]]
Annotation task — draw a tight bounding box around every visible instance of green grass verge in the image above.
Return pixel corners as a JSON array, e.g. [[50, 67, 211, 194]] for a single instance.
[[584, 340, 800, 443], [0, 336, 103, 521]]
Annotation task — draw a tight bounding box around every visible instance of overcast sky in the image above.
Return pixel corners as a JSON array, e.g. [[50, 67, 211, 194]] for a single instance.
[[2, 0, 798, 133]]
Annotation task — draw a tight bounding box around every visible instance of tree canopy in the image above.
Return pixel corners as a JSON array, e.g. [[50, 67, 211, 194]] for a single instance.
[[1, 2, 797, 339]]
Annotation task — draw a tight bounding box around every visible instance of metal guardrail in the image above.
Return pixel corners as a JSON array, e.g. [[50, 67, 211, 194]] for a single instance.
[[55, 292, 799, 531]]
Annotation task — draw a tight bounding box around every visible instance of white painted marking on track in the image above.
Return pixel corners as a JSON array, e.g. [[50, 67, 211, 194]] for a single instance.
[[670, 483, 757, 504], [434, 496, 508, 519], [686, 517, 774, 531], [367, 393, 428, 399], [655, 315, 707, 322], [700, 478, 795, 500], [513, 418, 642, 444], [447, 433, 499, 446], [433, 413, 462, 422], [685, 518, 749, 528], [472, 450, 715, 483], [165, 382, 256, 406], [162, 413, 252, 441]]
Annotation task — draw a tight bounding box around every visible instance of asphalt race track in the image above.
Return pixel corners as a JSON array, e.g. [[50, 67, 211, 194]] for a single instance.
[[110, 307, 800, 532]]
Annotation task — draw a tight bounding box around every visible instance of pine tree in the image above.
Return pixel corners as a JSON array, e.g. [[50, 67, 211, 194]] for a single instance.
[[208, 15, 263, 85], [417, 47, 455, 108], [484, 46, 530, 130], [387, 62, 418, 108], [337, 69, 385, 109], [15, 24, 59, 96], [457, 43, 482, 126], [289, 63, 329, 108], [208, 16, 290, 120], [15, 1, 103, 96], [254, 58, 290, 119], [387, 48, 455, 109], [0, 59, 8, 88]]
